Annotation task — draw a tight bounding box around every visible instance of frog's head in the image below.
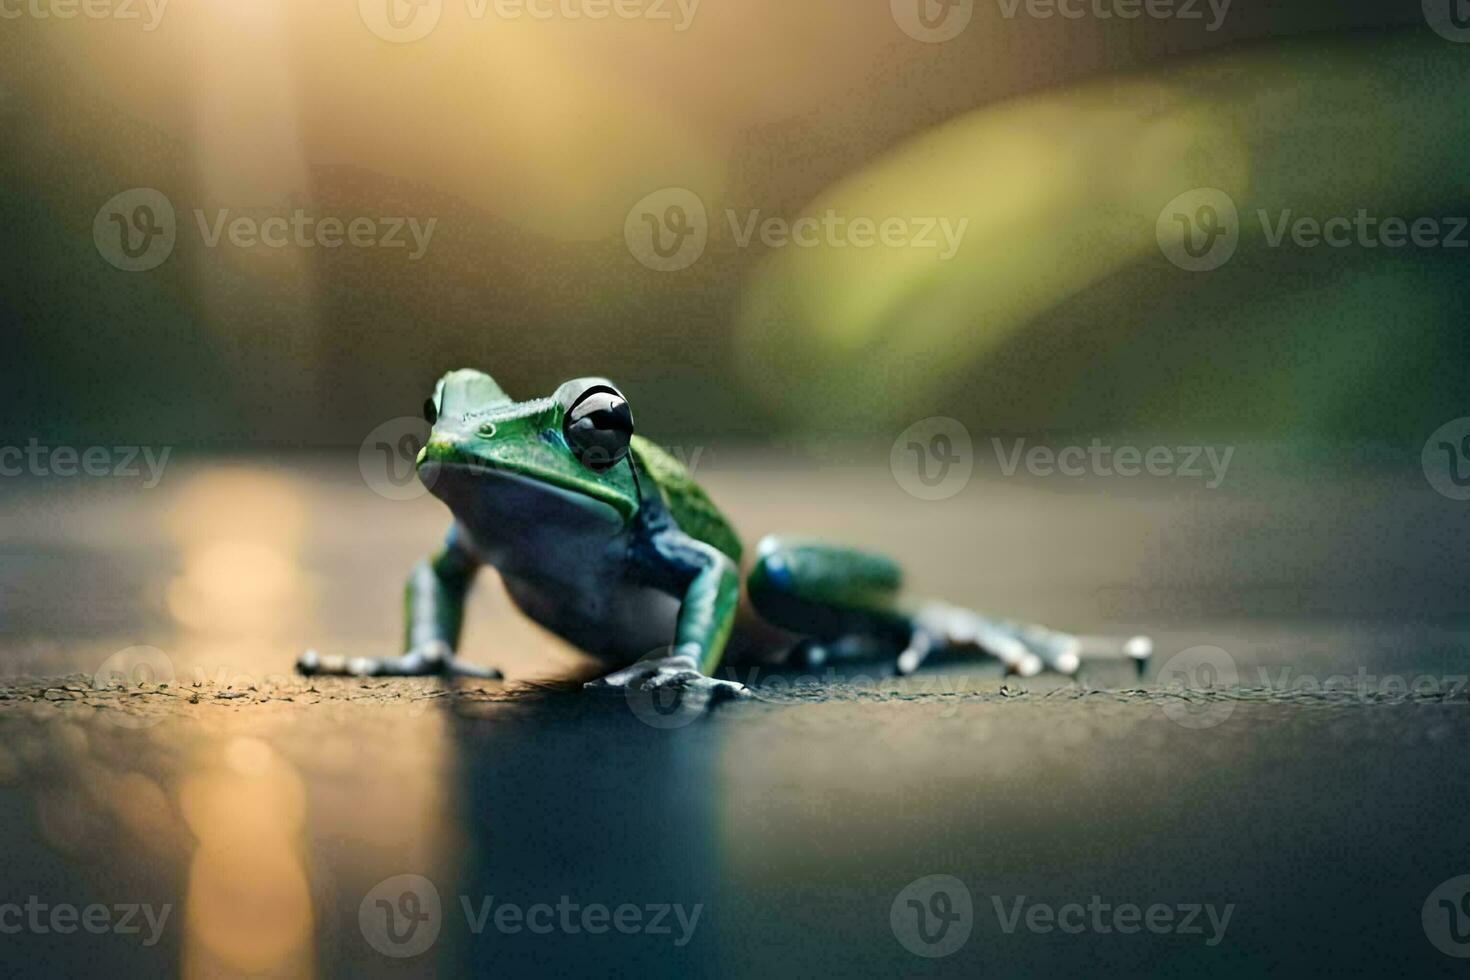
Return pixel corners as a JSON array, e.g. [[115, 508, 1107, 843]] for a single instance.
[[416, 369, 641, 529]]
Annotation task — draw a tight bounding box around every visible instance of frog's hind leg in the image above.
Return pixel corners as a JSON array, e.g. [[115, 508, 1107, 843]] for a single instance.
[[744, 536, 909, 666], [746, 536, 1150, 678]]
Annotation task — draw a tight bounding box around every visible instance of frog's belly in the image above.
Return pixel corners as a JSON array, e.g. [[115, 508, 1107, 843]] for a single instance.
[[436, 467, 678, 660], [500, 574, 681, 662]]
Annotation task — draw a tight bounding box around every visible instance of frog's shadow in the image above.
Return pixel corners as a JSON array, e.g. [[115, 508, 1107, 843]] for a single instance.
[[438, 676, 724, 974]]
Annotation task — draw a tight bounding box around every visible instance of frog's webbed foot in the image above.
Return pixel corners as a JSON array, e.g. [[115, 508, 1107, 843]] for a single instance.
[[296, 642, 502, 679], [897, 605, 1152, 679], [898, 607, 1049, 677], [583, 653, 751, 702], [784, 617, 1050, 677]]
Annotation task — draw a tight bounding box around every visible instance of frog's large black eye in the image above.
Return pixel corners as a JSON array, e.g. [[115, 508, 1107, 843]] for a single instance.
[[563, 388, 634, 472], [423, 398, 438, 425]]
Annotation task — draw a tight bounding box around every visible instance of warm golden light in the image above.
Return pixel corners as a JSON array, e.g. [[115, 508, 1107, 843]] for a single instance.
[[164, 468, 313, 671], [181, 737, 314, 978]]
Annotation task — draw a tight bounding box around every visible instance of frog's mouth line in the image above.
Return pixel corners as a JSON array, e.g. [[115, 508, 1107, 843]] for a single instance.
[[418, 458, 634, 524]]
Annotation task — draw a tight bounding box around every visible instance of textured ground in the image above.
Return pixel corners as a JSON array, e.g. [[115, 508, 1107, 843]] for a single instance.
[[1, 449, 1468, 978]]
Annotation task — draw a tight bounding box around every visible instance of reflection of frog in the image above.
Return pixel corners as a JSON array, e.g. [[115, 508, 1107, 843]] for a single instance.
[[298, 370, 1150, 702]]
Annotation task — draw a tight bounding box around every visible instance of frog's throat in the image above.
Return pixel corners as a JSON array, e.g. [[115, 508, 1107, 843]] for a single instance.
[[418, 458, 636, 524]]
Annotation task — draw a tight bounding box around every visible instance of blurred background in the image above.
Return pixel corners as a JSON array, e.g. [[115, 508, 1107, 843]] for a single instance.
[[8, 5, 1470, 980], [3, 0, 1467, 448]]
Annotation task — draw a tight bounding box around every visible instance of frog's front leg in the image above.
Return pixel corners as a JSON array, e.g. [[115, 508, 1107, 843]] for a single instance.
[[584, 534, 750, 702], [297, 526, 502, 679]]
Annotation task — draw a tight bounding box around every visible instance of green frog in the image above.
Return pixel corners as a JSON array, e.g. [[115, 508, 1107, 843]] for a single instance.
[[297, 370, 1150, 700]]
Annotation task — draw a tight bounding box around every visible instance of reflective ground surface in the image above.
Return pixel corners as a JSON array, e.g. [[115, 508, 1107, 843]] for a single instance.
[[1, 448, 1469, 977]]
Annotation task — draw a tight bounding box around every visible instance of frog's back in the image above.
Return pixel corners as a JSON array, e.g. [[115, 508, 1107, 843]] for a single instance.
[[630, 436, 743, 564]]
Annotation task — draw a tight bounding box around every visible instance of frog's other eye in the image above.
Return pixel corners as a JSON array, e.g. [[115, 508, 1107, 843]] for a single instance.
[[423, 397, 438, 425], [562, 387, 634, 472]]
